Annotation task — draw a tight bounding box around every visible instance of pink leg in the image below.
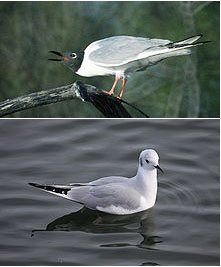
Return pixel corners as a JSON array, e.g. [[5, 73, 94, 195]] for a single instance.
[[118, 77, 127, 99], [103, 76, 120, 95]]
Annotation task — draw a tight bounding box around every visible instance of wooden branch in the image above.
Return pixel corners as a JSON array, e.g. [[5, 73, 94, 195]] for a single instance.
[[0, 83, 75, 117], [0, 81, 149, 118]]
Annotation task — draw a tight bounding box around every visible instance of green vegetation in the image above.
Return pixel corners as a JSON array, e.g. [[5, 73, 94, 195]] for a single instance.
[[0, 1, 219, 117]]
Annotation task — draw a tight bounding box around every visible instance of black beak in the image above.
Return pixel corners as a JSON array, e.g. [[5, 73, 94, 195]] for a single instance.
[[155, 165, 164, 173], [48, 51, 63, 61]]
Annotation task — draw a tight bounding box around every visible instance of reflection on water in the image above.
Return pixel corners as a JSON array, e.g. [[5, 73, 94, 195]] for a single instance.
[[32, 208, 161, 254]]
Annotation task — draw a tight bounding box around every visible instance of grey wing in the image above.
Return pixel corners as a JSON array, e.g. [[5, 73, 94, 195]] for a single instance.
[[69, 176, 129, 186], [67, 183, 141, 211], [87, 36, 171, 66], [89, 176, 129, 186]]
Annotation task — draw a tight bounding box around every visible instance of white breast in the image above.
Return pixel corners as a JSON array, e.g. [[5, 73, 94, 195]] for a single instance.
[[76, 57, 115, 77], [76, 43, 113, 77], [96, 196, 150, 215]]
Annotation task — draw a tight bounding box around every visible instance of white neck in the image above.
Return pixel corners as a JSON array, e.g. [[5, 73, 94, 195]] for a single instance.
[[132, 166, 158, 209]]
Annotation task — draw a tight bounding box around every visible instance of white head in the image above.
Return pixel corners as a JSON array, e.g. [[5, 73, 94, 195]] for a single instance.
[[139, 149, 163, 173]]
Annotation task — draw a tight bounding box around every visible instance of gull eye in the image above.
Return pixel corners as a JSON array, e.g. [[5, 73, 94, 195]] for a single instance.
[[70, 52, 77, 58], [145, 159, 149, 163]]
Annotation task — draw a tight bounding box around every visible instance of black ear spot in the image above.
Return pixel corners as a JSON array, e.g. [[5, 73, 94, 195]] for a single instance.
[[140, 158, 143, 167]]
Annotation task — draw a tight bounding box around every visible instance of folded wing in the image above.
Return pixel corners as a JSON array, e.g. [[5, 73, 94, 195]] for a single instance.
[[87, 35, 170, 66], [88, 34, 208, 68]]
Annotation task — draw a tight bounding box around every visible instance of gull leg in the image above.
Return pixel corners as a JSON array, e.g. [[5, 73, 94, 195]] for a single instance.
[[118, 77, 127, 99], [103, 76, 120, 95]]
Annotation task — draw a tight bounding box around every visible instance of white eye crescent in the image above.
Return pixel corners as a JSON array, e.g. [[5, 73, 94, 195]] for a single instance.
[[70, 53, 77, 58]]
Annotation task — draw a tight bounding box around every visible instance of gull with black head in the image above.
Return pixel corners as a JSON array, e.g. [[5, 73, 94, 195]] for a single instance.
[[49, 34, 210, 98]]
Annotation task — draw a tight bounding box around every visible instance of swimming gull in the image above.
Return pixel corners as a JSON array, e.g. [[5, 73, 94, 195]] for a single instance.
[[29, 149, 163, 215]]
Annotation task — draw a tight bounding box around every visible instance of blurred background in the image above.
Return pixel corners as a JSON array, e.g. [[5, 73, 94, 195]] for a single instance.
[[0, 1, 219, 118]]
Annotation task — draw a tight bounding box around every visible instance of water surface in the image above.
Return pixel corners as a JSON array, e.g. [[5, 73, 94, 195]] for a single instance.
[[0, 119, 219, 265]]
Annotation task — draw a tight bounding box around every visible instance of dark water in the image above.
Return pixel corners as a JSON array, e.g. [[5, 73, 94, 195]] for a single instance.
[[0, 119, 219, 265]]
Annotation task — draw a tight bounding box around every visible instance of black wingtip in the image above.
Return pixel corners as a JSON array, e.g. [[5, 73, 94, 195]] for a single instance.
[[189, 33, 203, 39], [28, 183, 71, 195], [187, 34, 212, 44], [203, 40, 211, 44], [194, 40, 212, 45], [192, 34, 212, 43], [197, 33, 203, 38], [28, 182, 41, 188]]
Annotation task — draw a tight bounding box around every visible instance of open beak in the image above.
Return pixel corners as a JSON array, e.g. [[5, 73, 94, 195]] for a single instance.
[[155, 165, 164, 173], [48, 51, 68, 62]]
